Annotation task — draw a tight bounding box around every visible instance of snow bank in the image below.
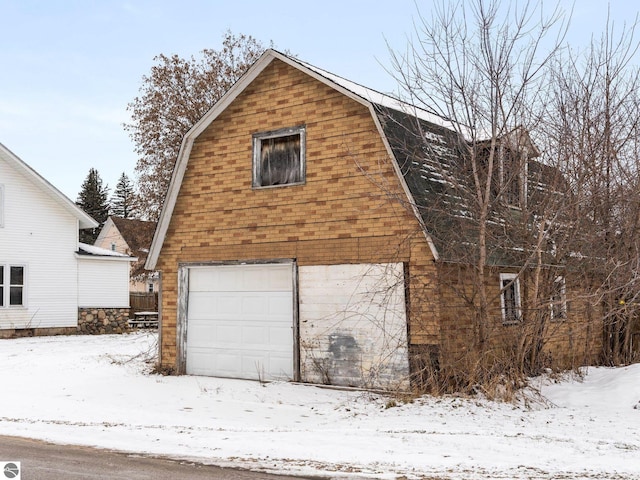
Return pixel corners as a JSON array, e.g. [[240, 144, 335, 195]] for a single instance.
[[0, 332, 638, 479]]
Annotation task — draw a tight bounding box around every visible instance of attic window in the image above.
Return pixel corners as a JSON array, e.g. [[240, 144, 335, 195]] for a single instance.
[[253, 126, 305, 188], [500, 147, 526, 208]]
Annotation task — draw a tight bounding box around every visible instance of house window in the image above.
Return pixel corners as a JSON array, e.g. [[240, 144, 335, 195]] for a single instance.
[[111, 243, 117, 252], [253, 126, 305, 188], [550, 276, 567, 321], [148, 282, 154, 293], [500, 273, 521, 324], [0, 265, 25, 307], [0, 184, 4, 228]]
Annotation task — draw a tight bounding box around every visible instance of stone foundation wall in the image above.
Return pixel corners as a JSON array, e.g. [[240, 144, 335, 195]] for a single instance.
[[77, 308, 131, 335]]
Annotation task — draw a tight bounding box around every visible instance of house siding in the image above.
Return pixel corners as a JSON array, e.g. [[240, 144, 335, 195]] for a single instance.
[[0, 157, 79, 329], [77, 257, 131, 308], [94, 220, 128, 253], [94, 217, 158, 294], [156, 59, 440, 370]]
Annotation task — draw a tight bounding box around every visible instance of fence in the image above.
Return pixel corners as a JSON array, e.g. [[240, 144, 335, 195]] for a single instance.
[[129, 292, 158, 313]]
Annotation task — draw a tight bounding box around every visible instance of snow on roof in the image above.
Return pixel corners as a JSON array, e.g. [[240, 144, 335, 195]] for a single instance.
[[78, 242, 132, 258], [293, 56, 455, 129]]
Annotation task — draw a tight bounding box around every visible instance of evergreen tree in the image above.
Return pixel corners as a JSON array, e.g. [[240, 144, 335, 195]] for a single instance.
[[76, 168, 109, 244], [110, 172, 137, 219]]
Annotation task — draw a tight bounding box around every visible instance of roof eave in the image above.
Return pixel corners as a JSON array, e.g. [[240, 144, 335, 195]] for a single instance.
[[367, 105, 440, 261], [0, 142, 98, 229]]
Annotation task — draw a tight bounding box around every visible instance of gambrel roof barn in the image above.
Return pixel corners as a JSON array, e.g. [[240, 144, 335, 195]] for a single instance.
[[147, 50, 600, 389]]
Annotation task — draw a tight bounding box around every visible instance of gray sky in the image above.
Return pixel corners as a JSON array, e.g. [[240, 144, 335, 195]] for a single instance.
[[0, 0, 636, 201]]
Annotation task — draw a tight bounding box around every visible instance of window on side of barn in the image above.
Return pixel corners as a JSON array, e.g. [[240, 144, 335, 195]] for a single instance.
[[253, 126, 306, 188], [550, 275, 567, 321], [500, 273, 521, 324]]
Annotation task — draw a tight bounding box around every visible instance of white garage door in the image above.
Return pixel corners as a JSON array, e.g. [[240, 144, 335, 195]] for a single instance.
[[185, 263, 294, 380]]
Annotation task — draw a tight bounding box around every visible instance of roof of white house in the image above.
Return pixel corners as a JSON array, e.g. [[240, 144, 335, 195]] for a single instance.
[[0, 142, 98, 230], [77, 242, 136, 261]]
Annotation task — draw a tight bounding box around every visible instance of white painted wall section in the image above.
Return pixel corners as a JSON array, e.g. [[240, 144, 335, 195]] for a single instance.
[[77, 256, 131, 308], [299, 263, 410, 390]]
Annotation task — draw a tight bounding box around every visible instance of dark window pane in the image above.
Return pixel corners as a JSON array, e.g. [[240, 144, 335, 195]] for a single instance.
[[0, 286, 3, 306], [551, 279, 566, 319], [0, 266, 4, 285], [260, 134, 301, 186], [10, 266, 23, 285], [503, 150, 521, 207], [9, 286, 22, 306], [502, 279, 518, 322]]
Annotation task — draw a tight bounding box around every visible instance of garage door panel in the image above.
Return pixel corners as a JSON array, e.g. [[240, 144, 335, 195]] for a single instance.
[[241, 325, 269, 344], [186, 350, 214, 375], [268, 354, 293, 375], [189, 269, 222, 291], [216, 325, 242, 343], [269, 326, 295, 348], [241, 354, 267, 375], [185, 263, 295, 381], [268, 294, 293, 314], [240, 295, 268, 315], [185, 322, 216, 345], [266, 267, 295, 290], [217, 295, 243, 315], [187, 292, 218, 318]]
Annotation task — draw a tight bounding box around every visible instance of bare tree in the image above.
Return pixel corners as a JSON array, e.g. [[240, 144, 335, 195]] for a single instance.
[[125, 31, 268, 220], [384, 0, 574, 392], [545, 10, 640, 365]]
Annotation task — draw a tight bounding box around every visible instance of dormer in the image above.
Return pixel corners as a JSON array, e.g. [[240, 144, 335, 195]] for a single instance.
[[477, 126, 540, 209]]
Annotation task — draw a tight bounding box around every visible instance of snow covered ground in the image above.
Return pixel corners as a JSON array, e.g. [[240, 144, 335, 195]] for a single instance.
[[0, 332, 639, 479]]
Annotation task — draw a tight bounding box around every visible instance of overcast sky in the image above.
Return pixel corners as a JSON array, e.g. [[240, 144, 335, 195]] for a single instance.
[[0, 0, 636, 202]]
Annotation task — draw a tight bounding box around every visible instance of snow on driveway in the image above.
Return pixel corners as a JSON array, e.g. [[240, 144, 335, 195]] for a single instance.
[[0, 332, 639, 479]]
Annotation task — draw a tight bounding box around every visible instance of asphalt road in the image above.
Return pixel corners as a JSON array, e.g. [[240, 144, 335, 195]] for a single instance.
[[0, 435, 319, 480]]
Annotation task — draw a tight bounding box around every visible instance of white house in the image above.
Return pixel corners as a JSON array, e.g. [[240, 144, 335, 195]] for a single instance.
[[0, 142, 133, 336]]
